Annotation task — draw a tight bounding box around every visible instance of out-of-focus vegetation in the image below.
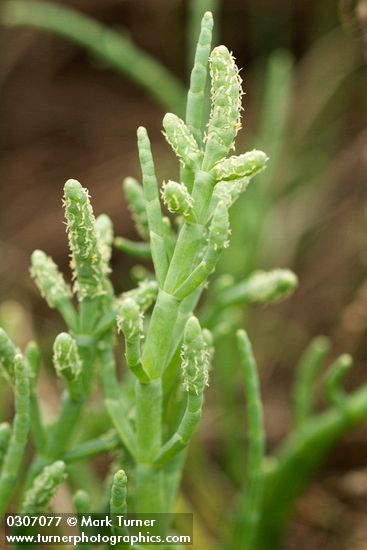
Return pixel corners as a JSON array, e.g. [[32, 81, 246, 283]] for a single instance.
[[1, 1, 367, 548]]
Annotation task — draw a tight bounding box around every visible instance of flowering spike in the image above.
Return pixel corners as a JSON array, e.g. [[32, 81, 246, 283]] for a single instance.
[[211, 177, 250, 210], [30, 250, 72, 308], [0, 329, 18, 383], [163, 113, 202, 169], [95, 214, 113, 271], [204, 46, 243, 169], [212, 150, 268, 182], [53, 333, 81, 383], [161, 180, 194, 217], [154, 317, 211, 466], [63, 179, 106, 301], [122, 177, 149, 240], [218, 269, 298, 307], [117, 298, 142, 341], [21, 460, 67, 513], [181, 316, 210, 395], [110, 469, 127, 515]]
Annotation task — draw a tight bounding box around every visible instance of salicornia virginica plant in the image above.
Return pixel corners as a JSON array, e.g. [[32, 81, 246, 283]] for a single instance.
[[1, 10, 367, 550]]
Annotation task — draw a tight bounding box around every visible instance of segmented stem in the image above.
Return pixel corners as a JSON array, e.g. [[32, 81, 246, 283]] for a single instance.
[[293, 336, 330, 427], [186, 11, 214, 145], [137, 127, 169, 286], [116, 299, 150, 383], [114, 237, 152, 260], [110, 469, 128, 536], [234, 330, 265, 550], [0, 354, 30, 518], [325, 354, 352, 410], [21, 460, 66, 513], [174, 201, 230, 299], [0, 423, 11, 470], [123, 176, 149, 240]]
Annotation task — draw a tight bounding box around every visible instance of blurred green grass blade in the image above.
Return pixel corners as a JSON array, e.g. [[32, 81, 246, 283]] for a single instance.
[[292, 27, 359, 139], [2, 0, 186, 114]]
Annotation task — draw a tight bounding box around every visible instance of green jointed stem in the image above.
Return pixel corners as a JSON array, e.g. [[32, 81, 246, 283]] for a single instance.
[[47, 392, 84, 460], [167, 289, 202, 366], [26, 341, 47, 453], [293, 336, 330, 427], [142, 291, 180, 379], [63, 431, 121, 464], [114, 237, 152, 260], [135, 379, 164, 512], [137, 127, 169, 286], [123, 177, 149, 241], [98, 344, 137, 457], [234, 331, 265, 550], [21, 460, 66, 513], [74, 490, 92, 550], [2, 1, 185, 114], [182, 10, 213, 191], [0, 354, 30, 518], [174, 201, 230, 299], [187, 0, 218, 70], [186, 11, 214, 145], [110, 469, 128, 536], [162, 173, 216, 296], [0, 423, 11, 469], [325, 354, 352, 409], [73, 489, 91, 513]]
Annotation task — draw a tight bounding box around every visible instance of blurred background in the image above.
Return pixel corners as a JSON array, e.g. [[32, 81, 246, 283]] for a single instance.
[[1, 0, 367, 548]]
